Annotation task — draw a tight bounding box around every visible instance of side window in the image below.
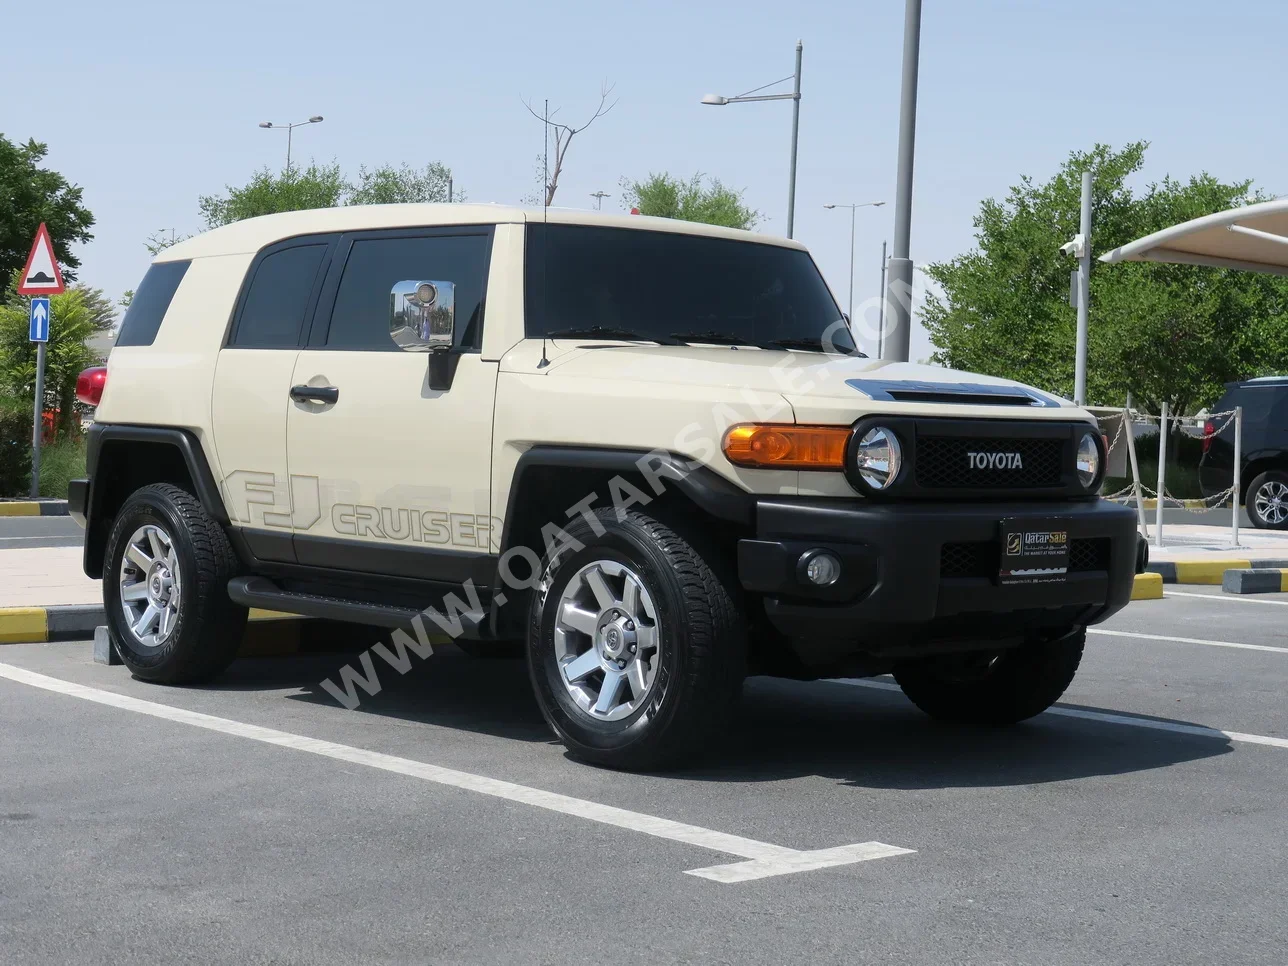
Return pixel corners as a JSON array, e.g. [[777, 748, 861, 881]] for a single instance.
[[116, 261, 190, 347], [324, 233, 491, 350], [232, 244, 328, 348]]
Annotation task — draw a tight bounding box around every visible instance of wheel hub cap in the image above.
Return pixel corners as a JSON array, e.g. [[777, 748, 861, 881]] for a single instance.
[[552, 560, 661, 722]]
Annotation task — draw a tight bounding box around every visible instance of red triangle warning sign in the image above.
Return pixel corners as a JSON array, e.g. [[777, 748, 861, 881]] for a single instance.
[[17, 223, 66, 296]]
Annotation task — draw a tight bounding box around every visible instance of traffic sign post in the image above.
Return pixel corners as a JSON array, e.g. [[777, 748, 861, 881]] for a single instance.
[[18, 225, 66, 499]]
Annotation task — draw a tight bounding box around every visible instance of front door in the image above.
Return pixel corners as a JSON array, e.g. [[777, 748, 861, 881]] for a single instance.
[[284, 227, 499, 586]]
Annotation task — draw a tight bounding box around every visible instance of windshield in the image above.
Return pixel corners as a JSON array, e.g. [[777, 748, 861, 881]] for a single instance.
[[525, 223, 858, 353]]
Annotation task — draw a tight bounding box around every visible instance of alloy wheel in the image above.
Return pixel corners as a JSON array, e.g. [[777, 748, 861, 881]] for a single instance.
[[118, 524, 182, 649], [552, 559, 661, 722]]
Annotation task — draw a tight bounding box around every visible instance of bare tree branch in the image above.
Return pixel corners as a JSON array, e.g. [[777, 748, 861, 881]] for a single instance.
[[522, 82, 618, 207]]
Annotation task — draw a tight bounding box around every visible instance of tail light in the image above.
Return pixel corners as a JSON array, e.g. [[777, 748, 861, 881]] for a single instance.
[[76, 366, 107, 406], [1201, 418, 1216, 453]]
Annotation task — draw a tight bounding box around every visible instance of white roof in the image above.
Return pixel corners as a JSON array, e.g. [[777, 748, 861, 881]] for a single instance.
[[1099, 197, 1288, 276], [157, 204, 807, 262]]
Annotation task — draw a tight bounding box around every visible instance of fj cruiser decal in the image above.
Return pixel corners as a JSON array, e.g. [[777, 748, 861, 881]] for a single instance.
[[223, 470, 497, 550]]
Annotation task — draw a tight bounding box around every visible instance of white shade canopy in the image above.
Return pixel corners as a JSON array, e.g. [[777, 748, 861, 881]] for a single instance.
[[1099, 197, 1288, 276]]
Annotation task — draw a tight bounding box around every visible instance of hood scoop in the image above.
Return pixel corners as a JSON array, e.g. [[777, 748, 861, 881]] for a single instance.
[[845, 378, 1063, 408]]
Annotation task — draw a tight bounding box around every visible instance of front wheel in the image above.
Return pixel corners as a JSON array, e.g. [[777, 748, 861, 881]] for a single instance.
[[893, 628, 1085, 725], [527, 507, 746, 771], [1247, 471, 1288, 530]]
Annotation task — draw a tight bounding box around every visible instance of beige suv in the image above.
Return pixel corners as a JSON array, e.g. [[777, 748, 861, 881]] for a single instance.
[[69, 205, 1143, 769]]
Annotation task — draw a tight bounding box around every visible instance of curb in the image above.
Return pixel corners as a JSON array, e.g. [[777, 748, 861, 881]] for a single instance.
[[0, 605, 302, 645], [0, 499, 69, 517], [1222, 569, 1288, 595], [1146, 558, 1288, 585], [1131, 572, 1164, 600]]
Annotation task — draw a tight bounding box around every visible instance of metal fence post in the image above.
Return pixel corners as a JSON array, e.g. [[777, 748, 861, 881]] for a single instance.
[[1122, 407, 1148, 538], [1155, 403, 1168, 550], [1232, 406, 1242, 548]]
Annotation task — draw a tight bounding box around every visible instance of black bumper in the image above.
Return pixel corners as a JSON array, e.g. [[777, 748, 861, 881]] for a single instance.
[[67, 478, 89, 528], [738, 497, 1141, 666]]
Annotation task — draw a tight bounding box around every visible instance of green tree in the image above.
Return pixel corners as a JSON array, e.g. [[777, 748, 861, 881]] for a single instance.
[[349, 162, 460, 205], [198, 163, 348, 229], [0, 135, 95, 288], [620, 173, 759, 230], [0, 277, 107, 439], [922, 142, 1288, 414]]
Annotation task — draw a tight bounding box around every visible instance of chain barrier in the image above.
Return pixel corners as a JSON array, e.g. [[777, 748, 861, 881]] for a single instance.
[[1092, 405, 1243, 548]]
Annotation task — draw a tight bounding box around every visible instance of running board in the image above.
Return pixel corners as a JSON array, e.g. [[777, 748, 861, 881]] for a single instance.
[[226, 576, 488, 638]]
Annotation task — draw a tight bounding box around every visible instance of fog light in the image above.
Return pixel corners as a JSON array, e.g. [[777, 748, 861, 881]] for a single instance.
[[802, 550, 842, 586]]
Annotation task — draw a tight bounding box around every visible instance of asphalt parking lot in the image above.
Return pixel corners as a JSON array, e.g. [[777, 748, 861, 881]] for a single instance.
[[0, 515, 83, 550], [2, 587, 1285, 965]]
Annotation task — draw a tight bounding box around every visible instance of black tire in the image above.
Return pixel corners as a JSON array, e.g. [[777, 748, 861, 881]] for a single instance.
[[892, 627, 1085, 725], [102, 483, 246, 683], [526, 507, 746, 771], [1246, 471, 1288, 530]]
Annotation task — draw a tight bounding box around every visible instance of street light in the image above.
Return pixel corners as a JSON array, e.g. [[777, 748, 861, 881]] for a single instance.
[[702, 40, 803, 238], [259, 115, 324, 171], [824, 201, 885, 330]]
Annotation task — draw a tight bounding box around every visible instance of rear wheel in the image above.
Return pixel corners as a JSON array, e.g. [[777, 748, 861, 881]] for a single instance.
[[527, 507, 745, 770], [1247, 471, 1288, 530], [103, 483, 246, 683], [893, 627, 1085, 725]]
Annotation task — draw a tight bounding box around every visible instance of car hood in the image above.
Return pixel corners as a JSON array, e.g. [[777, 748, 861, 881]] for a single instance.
[[536, 345, 1081, 422]]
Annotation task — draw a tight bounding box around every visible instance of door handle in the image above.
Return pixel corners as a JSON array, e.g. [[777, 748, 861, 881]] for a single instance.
[[290, 384, 339, 404]]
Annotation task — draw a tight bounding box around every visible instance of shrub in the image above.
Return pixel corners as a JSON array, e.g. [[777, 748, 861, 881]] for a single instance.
[[37, 435, 86, 499], [0, 396, 33, 497]]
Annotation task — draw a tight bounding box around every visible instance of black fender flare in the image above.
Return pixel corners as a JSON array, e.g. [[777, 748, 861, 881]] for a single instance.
[[83, 424, 228, 578]]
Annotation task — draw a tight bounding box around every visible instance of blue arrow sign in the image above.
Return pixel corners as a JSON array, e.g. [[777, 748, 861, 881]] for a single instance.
[[29, 297, 50, 343]]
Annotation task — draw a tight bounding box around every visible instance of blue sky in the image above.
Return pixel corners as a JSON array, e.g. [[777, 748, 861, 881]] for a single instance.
[[3, 0, 1286, 360]]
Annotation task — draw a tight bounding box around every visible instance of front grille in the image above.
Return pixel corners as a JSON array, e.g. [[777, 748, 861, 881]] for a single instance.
[[915, 436, 1065, 490], [940, 538, 1110, 579]]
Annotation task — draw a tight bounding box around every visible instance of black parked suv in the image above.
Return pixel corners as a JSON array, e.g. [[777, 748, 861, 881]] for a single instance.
[[1199, 377, 1288, 529]]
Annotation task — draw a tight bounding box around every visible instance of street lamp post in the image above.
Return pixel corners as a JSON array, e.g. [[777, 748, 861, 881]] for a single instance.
[[702, 41, 804, 238], [884, 0, 923, 363], [824, 201, 886, 331], [258, 115, 324, 171]]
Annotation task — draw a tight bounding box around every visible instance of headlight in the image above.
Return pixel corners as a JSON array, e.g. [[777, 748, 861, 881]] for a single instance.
[[1076, 431, 1100, 489], [855, 427, 902, 490]]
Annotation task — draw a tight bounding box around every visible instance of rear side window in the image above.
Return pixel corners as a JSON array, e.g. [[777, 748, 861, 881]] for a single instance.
[[115, 261, 190, 347], [323, 232, 491, 350], [232, 244, 329, 348]]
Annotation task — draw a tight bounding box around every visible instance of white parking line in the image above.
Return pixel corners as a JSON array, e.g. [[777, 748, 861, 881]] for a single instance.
[[1089, 628, 1288, 655], [1166, 590, 1288, 607], [830, 678, 1288, 750], [0, 662, 912, 884]]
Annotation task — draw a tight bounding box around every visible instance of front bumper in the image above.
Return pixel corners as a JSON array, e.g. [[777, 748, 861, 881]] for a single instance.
[[738, 497, 1141, 666]]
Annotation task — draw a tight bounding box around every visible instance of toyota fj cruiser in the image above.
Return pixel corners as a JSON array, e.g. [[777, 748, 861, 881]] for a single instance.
[[70, 205, 1144, 769]]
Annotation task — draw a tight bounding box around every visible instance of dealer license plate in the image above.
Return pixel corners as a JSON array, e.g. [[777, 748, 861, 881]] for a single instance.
[[998, 518, 1070, 585]]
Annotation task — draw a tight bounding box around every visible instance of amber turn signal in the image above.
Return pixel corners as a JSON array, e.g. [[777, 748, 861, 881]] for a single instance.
[[722, 424, 851, 469]]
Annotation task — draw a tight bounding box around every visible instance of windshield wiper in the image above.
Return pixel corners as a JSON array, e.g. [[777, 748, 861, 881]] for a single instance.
[[546, 326, 679, 345], [763, 337, 864, 356], [671, 330, 771, 349]]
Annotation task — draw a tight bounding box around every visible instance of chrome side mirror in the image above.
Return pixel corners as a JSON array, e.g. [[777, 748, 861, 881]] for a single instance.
[[390, 280, 456, 352]]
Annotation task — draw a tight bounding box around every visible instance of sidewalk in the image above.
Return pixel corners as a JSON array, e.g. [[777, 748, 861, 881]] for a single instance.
[[0, 547, 100, 608]]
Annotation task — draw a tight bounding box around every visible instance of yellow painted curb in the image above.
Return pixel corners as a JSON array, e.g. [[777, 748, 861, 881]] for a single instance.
[[0, 608, 49, 643], [1174, 560, 1250, 585], [248, 608, 301, 621], [1131, 572, 1164, 600], [0, 503, 41, 517]]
